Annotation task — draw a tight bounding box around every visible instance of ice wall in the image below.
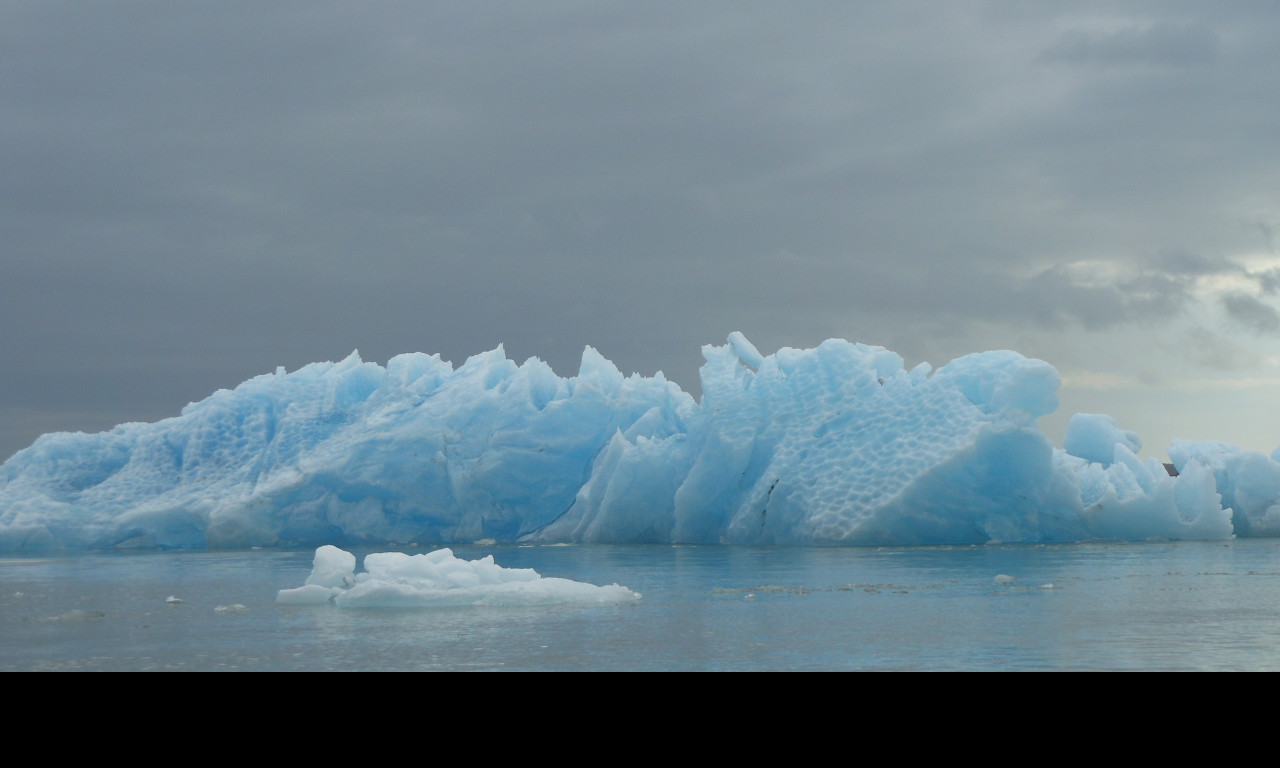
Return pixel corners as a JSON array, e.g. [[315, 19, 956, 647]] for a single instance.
[[0, 333, 1264, 552]]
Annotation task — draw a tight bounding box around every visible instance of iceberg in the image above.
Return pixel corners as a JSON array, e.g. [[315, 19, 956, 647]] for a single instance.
[[275, 544, 641, 608], [2, 331, 1273, 552]]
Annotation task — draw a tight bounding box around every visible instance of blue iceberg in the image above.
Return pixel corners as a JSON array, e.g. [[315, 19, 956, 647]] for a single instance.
[[3, 332, 1277, 552]]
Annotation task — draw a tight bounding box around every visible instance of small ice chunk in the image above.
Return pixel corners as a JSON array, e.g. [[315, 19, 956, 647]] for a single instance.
[[55, 609, 105, 621], [278, 545, 641, 608], [728, 331, 765, 370], [1064, 413, 1142, 466], [304, 545, 357, 589]]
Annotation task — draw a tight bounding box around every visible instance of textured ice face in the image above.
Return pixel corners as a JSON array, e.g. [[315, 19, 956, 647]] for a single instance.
[[0, 333, 1265, 552]]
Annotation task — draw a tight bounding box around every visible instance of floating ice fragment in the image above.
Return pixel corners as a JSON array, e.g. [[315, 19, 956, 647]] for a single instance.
[[994, 574, 1017, 584], [275, 583, 340, 605], [277, 545, 641, 608], [54, 609, 105, 621]]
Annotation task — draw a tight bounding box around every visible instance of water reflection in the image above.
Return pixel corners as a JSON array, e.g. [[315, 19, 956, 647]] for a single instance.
[[2, 540, 1279, 670]]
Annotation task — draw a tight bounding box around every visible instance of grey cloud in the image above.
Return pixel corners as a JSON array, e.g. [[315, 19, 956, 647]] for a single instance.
[[1180, 324, 1256, 371], [1146, 251, 1280, 300], [1039, 21, 1220, 68], [1018, 266, 1193, 330], [1255, 269, 1280, 295], [1221, 293, 1280, 333], [1153, 249, 1245, 278]]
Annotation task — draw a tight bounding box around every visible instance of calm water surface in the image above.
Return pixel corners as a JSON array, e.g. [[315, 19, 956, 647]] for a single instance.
[[3, 539, 1279, 670]]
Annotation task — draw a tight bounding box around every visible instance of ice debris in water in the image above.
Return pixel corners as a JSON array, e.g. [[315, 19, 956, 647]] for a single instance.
[[276, 544, 641, 608]]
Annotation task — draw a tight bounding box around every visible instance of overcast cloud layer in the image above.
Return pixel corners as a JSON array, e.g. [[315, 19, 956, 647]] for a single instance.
[[4, 1, 1280, 462]]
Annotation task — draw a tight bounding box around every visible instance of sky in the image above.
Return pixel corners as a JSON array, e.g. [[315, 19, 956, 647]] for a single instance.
[[4, 1, 1280, 463]]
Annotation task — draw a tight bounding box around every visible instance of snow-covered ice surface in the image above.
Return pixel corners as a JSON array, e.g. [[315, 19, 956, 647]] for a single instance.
[[3, 332, 1277, 552]]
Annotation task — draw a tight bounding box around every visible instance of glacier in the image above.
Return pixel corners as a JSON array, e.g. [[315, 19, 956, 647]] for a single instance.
[[2, 331, 1279, 553]]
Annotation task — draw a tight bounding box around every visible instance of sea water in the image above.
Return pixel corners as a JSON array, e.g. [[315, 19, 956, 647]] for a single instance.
[[3, 539, 1280, 671]]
